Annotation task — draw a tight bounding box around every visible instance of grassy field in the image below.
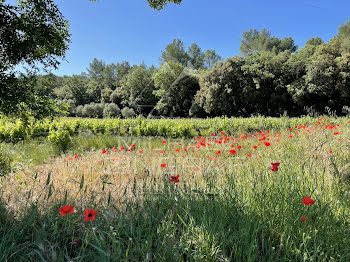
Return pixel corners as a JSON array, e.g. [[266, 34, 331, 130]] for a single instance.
[[1, 117, 350, 261]]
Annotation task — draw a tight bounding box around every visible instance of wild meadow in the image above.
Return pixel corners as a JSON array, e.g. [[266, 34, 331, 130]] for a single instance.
[[1, 117, 350, 261]]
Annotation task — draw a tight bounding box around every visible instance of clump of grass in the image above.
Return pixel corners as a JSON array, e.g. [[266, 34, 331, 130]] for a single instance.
[[0, 144, 12, 177]]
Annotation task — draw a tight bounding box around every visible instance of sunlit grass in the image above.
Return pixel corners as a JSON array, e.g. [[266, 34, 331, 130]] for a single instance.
[[0, 118, 350, 261]]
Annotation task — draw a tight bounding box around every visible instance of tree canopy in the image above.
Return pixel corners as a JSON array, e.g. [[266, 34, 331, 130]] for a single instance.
[[240, 28, 297, 55], [0, 0, 70, 118]]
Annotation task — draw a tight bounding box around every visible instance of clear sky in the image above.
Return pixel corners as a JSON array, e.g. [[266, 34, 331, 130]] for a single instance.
[[52, 0, 350, 76]]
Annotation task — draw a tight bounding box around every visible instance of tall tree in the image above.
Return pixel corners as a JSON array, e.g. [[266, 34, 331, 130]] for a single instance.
[[305, 37, 324, 47], [115, 61, 132, 87], [67, 74, 90, 106], [187, 43, 204, 69], [117, 65, 157, 115], [87, 58, 105, 81], [0, 0, 70, 118], [153, 61, 200, 117], [160, 39, 189, 66], [241, 51, 295, 116], [195, 57, 254, 117], [203, 49, 222, 68], [240, 28, 297, 55], [337, 19, 350, 53]]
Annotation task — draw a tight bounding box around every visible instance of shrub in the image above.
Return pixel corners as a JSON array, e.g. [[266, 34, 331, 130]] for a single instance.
[[103, 103, 121, 118], [75, 105, 84, 117], [82, 103, 105, 118], [62, 99, 76, 116], [121, 107, 136, 118], [47, 129, 72, 152]]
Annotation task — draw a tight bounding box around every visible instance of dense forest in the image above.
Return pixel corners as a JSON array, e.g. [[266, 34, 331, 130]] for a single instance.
[[1, 1, 350, 119]]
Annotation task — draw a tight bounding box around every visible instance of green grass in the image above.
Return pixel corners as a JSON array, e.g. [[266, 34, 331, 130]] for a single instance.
[[0, 117, 350, 261]]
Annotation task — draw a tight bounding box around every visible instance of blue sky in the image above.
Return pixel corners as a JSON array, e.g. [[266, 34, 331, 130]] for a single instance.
[[52, 0, 350, 76]]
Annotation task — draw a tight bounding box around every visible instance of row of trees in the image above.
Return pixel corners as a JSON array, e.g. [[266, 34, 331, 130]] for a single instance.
[[37, 40, 221, 118], [36, 19, 350, 118]]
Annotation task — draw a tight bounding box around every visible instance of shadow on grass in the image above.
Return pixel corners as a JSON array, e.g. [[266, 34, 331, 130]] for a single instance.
[[0, 187, 349, 262]]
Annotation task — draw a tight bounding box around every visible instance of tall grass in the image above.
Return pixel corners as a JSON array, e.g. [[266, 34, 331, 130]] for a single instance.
[[0, 118, 350, 261]]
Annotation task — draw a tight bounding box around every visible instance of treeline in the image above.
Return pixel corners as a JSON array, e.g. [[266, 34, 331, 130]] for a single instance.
[[37, 20, 350, 118]]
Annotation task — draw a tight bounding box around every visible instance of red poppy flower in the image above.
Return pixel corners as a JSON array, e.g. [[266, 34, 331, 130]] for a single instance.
[[216, 150, 221, 155], [102, 149, 107, 154], [84, 209, 98, 221], [253, 146, 258, 149], [247, 153, 252, 157], [160, 163, 167, 168], [170, 174, 180, 183], [229, 149, 237, 155], [264, 142, 271, 147], [329, 150, 333, 154], [162, 140, 167, 144], [74, 155, 79, 159], [59, 205, 74, 216], [271, 162, 280, 171], [139, 150, 143, 153], [302, 197, 316, 206], [127, 144, 136, 151], [236, 145, 242, 149], [112, 147, 118, 152], [333, 132, 339, 135], [220, 131, 225, 135], [120, 146, 125, 151], [300, 217, 306, 221]]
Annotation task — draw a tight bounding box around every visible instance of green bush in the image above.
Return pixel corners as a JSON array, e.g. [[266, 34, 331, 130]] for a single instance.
[[82, 103, 105, 118], [75, 105, 84, 117], [103, 103, 121, 118], [47, 129, 72, 152], [121, 107, 136, 118]]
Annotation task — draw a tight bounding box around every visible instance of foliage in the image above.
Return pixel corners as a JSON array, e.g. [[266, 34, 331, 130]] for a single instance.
[[103, 103, 121, 118], [47, 129, 72, 152], [337, 19, 350, 53], [118, 65, 157, 115], [0, 144, 12, 177], [121, 107, 137, 118], [160, 38, 189, 66], [1, 116, 348, 142], [203, 49, 222, 69], [242, 51, 297, 116], [187, 43, 205, 69], [195, 57, 255, 117], [0, 0, 70, 118], [147, 0, 183, 10], [153, 61, 200, 117], [240, 28, 297, 55], [82, 103, 105, 118]]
